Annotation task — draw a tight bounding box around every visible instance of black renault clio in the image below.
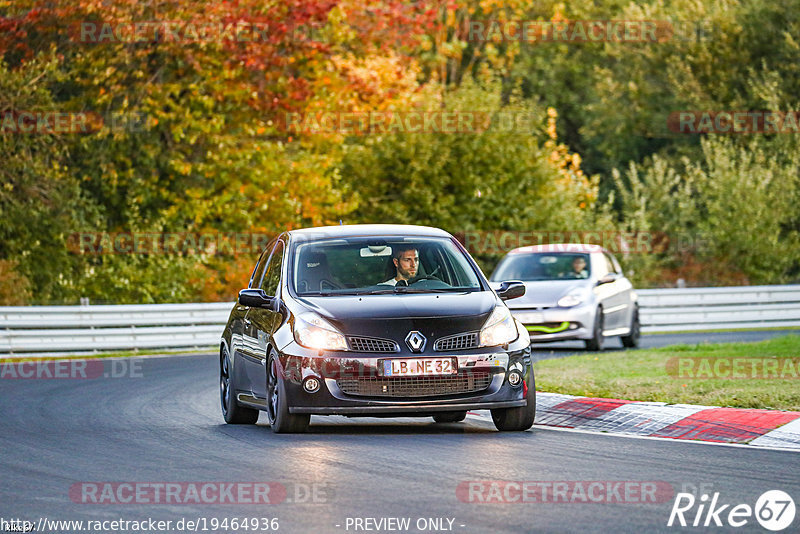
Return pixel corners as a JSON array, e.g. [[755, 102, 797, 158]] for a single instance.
[[220, 224, 534, 432]]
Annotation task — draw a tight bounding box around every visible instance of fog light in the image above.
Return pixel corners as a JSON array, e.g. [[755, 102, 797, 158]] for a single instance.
[[303, 377, 321, 393], [507, 370, 523, 387], [569, 322, 579, 330]]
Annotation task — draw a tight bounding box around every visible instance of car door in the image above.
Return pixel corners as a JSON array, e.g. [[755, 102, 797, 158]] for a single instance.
[[608, 253, 635, 330], [238, 240, 280, 399], [231, 245, 272, 397], [599, 252, 631, 330], [242, 239, 286, 399]]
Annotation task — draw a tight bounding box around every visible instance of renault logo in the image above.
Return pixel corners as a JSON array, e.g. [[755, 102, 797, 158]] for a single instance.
[[405, 331, 426, 353]]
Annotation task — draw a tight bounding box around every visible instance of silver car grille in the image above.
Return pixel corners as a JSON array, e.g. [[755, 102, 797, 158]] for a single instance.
[[434, 332, 479, 351], [348, 336, 400, 353]]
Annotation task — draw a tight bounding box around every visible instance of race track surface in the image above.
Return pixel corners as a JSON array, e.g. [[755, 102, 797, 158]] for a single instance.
[[2, 343, 799, 533]]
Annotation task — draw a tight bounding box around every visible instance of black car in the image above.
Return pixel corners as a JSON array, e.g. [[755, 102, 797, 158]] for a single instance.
[[219, 224, 534, 432]]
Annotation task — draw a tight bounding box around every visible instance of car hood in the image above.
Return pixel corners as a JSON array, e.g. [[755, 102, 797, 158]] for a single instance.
[[507, 280, 593, 309], [294, 291, 498, 345]]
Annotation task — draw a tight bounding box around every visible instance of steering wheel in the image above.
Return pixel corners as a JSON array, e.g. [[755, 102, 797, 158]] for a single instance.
[[410, 265, 442, 283], [410, 275, 439, 284]]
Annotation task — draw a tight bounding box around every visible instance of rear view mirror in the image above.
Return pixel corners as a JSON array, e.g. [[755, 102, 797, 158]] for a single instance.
[[360, 245, 392, 257], [596, 274, 617, 286], [496, 280, 526, 301], [239, 288, 276, 309]]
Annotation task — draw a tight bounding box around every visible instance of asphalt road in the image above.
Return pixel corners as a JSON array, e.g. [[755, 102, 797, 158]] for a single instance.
[[2, 349, 799, 534]]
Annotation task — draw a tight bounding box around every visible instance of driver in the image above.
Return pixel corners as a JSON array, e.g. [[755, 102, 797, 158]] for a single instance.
[[379, 247, 419, 286], [566, 256, 589, 279]]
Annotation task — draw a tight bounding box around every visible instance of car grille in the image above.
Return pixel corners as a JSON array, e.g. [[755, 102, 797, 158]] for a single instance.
[[336, 372, 492, 398], [348, 336, 400, 353], [434, 332, 479, 351]]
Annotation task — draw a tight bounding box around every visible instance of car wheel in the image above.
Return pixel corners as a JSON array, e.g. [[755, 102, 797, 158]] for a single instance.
[[432, 411, 467, 423], [621, 305, 641, 348], [266, 350, 310, 433], [584, 307, 604, 351], [220, 346, 259, 424], [491, 376, 536, 431]]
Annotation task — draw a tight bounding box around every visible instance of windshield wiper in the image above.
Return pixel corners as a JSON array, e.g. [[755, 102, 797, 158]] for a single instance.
[[301, 290, 362, 296], [302, 287, 476, 296], [393, 286, 473, 294]]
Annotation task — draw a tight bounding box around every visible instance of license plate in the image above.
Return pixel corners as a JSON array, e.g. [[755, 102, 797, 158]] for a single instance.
[[516, 311, 543, 324], [382, 358, 457, 377]]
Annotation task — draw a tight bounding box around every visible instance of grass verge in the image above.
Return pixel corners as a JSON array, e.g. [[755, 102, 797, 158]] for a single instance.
[[535, 335, 800, 411]]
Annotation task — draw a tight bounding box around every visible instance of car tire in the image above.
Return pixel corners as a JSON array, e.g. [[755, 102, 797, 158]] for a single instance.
[[621, 305, 641, 348], [432, 411, 467, 423], [266, 350, 310, 433], [220, 346, 259, 425], [584, 307, 604, 351], [491, 376, 536, 431]]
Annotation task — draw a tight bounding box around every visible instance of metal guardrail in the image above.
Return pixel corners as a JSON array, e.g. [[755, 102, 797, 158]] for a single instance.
[[0, 302, 232, 354], [638, 285, 800, 333], [1, 285, 799, 354]]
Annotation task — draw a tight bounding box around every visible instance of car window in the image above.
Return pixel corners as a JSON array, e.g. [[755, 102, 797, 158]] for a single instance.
[[260, 241, 284, 296], [292, 236, 482, 296], [609, 253, 623, 275], [248, 244, 273, 289], [603, 253, 618, 274], [491, 253, 591, 281]]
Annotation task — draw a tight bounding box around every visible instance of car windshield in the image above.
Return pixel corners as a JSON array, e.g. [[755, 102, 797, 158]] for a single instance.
[[492, 253, 592, 281], [292, 236, 483, 296]]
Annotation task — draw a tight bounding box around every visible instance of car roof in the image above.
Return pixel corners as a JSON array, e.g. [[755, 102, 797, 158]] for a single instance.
[[287, 224, 453, 240], [507, 243, 608, 254]]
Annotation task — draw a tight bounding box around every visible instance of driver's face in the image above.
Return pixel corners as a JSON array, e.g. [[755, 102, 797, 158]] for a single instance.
[[573, 257, 586, 272], [394, 250, 419, 280]]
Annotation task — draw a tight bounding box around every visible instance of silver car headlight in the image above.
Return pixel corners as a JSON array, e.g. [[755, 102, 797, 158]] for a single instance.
[[479, 306, 518, 347], [557, 293, 584, 308], [293, 312, 348, 351]]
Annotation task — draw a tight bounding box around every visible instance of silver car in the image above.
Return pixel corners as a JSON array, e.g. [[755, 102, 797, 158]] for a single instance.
[[490, 244, 640, 350]]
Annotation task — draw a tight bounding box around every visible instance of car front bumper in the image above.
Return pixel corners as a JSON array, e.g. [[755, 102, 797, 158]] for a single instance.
[[276, 342, 532, 416], [510, 304, 595, 343]]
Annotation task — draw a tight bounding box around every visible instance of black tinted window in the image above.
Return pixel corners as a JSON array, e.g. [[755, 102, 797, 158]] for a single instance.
[[260, 241, 284, 296], [249, 246, 272, 288], [293, 236, 482, 295]]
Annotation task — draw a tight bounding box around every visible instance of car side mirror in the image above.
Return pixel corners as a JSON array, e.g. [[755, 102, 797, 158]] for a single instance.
[[596, 274, 617, 286], [238, 288, 275, 309], [496, 280, 526, 301]]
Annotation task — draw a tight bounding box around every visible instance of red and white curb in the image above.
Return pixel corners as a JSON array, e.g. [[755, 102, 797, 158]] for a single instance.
[[468, 392, 800, 450]]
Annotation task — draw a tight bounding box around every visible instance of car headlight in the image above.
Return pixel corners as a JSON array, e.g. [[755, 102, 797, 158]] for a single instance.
[[479, 306, 518, 347], [293, 312, 348, 351], [557, 293, 584, 308]]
